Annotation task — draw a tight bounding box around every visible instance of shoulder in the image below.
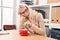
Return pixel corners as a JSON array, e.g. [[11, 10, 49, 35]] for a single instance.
[[30, 10, 43, 19], [36, 13, 44, 21], [38, 13, 42, 17], [35, 13, 43, 18]]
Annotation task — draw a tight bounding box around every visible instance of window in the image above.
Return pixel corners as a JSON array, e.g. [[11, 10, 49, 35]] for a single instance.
[[0, 0, 1, 6], [3, 0, 14, 7], [0, 0, 18, 30], [0, 0, 20, 30], [3, 8, 13, 25]]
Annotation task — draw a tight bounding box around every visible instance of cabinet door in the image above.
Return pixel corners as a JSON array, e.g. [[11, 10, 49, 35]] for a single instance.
[[57, 7, 60, 23], [48, 0, 60, 4], [51, 7, 60, 23], [51, 7, 58, 23]]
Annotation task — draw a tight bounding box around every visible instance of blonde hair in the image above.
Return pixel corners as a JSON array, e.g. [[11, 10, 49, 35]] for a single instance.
[[19, 3, 39, 15]]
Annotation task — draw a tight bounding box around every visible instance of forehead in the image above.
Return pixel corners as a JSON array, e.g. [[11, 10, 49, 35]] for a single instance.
[[20, 5, 26, 8]]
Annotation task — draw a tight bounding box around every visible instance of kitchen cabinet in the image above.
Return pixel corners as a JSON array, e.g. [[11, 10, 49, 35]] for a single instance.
[[58, 7, 60, 23], [51, 6, 60, 23]]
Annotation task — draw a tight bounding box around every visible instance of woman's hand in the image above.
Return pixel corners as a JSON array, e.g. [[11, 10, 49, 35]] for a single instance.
[[24, 21, 32, 28]]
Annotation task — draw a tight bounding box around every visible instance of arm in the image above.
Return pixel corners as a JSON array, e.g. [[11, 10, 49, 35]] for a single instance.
[[19, 16, 26, 29], [20, 16, 34, 33], [30, 13, 46, 36], [24, 21, 35, 33]]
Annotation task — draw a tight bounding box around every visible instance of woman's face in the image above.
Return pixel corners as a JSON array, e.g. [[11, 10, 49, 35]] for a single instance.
[[18, 5, 29, 17]]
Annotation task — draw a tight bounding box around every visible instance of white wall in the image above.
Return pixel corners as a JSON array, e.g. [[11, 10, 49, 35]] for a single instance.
[[0, 7, 1, 30], [15, 0, 20, 30], [39, 0, 47, 5], [0, 0, 1, 30]]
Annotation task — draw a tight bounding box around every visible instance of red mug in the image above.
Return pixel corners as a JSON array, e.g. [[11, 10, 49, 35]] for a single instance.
[[19, 29, 28, 36]]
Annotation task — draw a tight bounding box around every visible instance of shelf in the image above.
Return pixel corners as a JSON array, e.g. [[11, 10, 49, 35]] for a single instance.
[[29, 4, 50, 8], [50, 23, 60, 29], [50, 3, 60, 6]]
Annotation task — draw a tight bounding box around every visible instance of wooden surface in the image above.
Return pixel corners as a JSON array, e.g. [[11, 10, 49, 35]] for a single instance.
[[57, 7, 60, 23], [0, 30, 57, 40], [48, 0, 60, 4], [51, 7, 58, 23]]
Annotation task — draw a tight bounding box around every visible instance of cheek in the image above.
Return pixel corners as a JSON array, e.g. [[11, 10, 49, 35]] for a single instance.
[[20, 9, 23, 13], [20, 8, 26, 13], [25, 13, 29, 16]]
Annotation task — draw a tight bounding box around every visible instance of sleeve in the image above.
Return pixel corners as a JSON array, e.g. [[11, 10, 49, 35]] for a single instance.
[[20, 16, 34, 34], [29, 13, 46, 36], [26, 27, 35, 34], [19, 16, 25, 29]]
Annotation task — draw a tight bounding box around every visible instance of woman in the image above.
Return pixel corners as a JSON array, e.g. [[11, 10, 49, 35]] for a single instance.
[[18, 4, 46, 36]]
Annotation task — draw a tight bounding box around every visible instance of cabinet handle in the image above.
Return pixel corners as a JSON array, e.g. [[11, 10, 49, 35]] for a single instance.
[[56, 20, 58, 22], [52, 19, 54, 21]]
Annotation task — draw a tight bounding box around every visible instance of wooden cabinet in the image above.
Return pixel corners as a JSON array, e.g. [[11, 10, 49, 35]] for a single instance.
[[36, 0, 39, 5], [51, 7, 60, 23], [48, 0, 60, 4], [51, 7, 57, 23], [58, 7, 60, 23]]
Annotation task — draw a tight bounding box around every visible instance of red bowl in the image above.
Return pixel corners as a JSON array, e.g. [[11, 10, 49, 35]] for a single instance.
[[19, 29, 28, 36]]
